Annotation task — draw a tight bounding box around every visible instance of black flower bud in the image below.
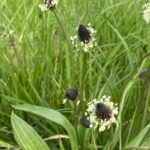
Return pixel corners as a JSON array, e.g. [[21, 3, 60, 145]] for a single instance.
[[138, 69, 148, 78], [95, 103, 112, 120], [79, 117, 90, 128], [78, 24, 91, 44], [65, 88, 78, 101]]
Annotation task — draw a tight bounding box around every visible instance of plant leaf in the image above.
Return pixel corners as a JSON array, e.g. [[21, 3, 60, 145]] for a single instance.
[[142, 137, 150, 147], [0, 140, 14, 148], [11, 112, 50, 150], [12, 104, 78, 150], [125, 123, 150, 148]]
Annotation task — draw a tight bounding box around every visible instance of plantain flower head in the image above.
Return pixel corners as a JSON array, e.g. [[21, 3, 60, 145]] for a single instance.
[[79, 117, 90, 128], [62, 88, 78, 104], [85, 95, 118, 132], [70, 23, 97, 52], [39, 0, 59, 11]]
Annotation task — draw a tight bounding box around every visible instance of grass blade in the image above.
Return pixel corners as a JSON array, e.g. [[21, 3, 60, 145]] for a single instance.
[[125, 123, 150, 148], [0, 140, 14, 148]]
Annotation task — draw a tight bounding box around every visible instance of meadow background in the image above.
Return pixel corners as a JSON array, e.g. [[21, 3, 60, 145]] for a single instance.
[[0, 0, 150, 149]]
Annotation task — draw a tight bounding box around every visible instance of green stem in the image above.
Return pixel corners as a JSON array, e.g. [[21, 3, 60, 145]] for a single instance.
[[140, 81, 150, 131], [81, 128, 86, 150], [52, 10, 77, 115], [52, 10, 75, 87], [118, 79, 137, 149], [79, 52, 86, 115], [109, 53, 150, 149], [124, 107, 137, 146], [92, 134, 98, 150], [80, 52, 87, 150], [74, 52, 87, 128]]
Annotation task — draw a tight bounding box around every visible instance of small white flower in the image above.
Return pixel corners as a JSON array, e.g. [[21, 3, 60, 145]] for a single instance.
[[77, 100, 80, 105], [62, 98, 67, 104], [86, 104, 94, 112], [39, 4, 49, 11], [85, 96, 118, 132], [142, 3, 150, 23], [102, 95, 107, 99], [90, 124, 93, 128], [99, 125, 106, 132], [88, 23, 91, 26]]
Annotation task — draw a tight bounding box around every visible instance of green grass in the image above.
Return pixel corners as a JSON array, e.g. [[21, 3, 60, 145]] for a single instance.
[[0, 0, 150, 149]]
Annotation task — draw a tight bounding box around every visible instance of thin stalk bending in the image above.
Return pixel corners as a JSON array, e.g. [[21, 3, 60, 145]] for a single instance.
[[52, 10, 75, 87]]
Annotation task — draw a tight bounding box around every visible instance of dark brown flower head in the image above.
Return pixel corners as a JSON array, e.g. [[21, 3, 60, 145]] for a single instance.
[[95, 103, 112, 120], [79, 117, 90, 128], [44, 0, 57, 10], [65, 88, 78, 101], [78, 24, 91, 44], [138, 69, 148, 78]]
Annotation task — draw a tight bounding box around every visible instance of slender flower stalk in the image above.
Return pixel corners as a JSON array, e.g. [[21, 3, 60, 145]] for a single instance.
[[71, 24, 97, 116], [77, 53, 87, 150], [39, 0, 75, 88], [52, 11, 77, 117], [53, 11, 75, 89], [115, 53, 150, 149], [73, 53, 87, 131], [79, 53, 87, 115], [70, 24, 96, 150], [92, 135, 98, 150], [39, 2, 76, 115], [118, 79, 136, 149], [139, 72, 150, 131]]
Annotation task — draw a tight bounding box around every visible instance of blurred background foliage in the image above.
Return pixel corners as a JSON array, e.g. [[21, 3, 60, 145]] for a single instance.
[[0, 0, 150, 149]]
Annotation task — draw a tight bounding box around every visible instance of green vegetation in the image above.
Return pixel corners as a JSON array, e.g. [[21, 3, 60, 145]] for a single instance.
[[0, 0, 150, 149]]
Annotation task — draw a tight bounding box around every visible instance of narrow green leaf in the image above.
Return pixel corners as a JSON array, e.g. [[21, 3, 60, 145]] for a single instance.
[[59, 138, 65, 150], [12, 104, 78, 150], [28, 82, 42, 104], [0, 140, 14, 148], [125, 123, 150, 147], [11, 112, 50, 150], [142, 138, 150, 147]]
